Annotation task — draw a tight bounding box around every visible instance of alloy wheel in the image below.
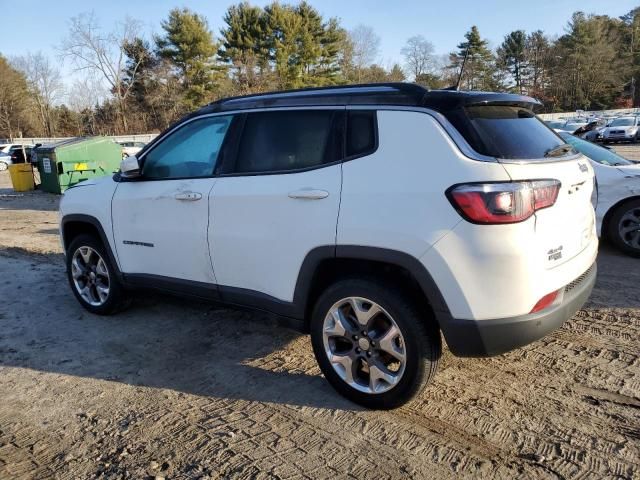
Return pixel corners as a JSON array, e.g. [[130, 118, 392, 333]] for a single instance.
[[618, 207, 640, 251], [0, 162, 7, 171], [71, 246, 110, 306], [322, 297, 407, 394]]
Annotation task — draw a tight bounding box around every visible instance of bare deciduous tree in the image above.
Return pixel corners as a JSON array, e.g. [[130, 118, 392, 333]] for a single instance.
[[401, 35, 436, 81], [12, 52, 64, 136], [349, 25, 381, 81], [60, 12, 143, 133]]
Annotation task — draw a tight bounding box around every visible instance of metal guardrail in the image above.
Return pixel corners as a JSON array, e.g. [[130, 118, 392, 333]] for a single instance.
[[1, 134, 159, 145]]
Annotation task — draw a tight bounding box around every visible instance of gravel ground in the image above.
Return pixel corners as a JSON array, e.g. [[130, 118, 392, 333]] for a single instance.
[[0, 164, 639, 480]]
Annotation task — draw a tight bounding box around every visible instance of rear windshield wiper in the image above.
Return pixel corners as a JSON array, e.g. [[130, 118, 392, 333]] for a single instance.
[[544, 144, 574, 158]]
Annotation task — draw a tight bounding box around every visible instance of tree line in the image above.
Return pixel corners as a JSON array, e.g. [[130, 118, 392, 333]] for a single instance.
[[1, 2, 639, 138]]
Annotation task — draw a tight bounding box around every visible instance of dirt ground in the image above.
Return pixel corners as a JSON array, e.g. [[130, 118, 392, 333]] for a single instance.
[[0, 162, 639, 480]]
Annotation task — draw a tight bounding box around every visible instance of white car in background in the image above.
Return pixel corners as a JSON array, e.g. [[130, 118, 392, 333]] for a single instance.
[[118, 141, 146, 158], [0, 144, 32, 171], [602, 116, 640, 143], [560, 132, 640, 256]]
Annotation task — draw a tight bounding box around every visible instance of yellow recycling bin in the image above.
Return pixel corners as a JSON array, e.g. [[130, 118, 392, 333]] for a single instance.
[[8, 164, 35, 192]]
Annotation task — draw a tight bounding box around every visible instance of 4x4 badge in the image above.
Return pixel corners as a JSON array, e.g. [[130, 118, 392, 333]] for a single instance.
[[578, 163, 588, 173]]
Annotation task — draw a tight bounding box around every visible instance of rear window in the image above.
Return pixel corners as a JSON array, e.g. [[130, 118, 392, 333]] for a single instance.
[[444, 105, 566, 160]]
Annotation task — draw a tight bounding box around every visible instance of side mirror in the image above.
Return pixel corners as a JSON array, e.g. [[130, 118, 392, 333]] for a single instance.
[[120, 155, 141, 178]]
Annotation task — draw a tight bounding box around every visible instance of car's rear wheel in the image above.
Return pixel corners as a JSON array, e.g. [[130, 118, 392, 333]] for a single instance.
[[310, 278, 440, 409], [608, 199, 640, 257], [66, 234, 130, 314]]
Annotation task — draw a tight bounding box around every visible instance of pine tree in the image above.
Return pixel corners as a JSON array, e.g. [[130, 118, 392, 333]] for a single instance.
[[156, 8, 226, 109], [498, 30, 527, 93], [219, 2, 271, 93], [449, 26, 497, 91]]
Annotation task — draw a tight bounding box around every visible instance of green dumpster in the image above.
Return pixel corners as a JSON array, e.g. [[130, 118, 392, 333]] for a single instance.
[[34, 137, 122, 194]]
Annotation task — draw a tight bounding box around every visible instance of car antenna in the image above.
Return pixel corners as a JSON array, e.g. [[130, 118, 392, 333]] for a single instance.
[[444, 44, 470, 91]]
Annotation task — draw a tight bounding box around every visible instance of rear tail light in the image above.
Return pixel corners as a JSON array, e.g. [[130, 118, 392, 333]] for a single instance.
[[447, 180, 560, 224], [530, 289, 560, 313]]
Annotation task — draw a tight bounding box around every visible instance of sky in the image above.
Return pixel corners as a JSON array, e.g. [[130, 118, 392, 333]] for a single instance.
[[1, 0, 638, 82]]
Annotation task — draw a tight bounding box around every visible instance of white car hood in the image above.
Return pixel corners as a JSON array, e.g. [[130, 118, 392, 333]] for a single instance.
[[616, 164, 640, 176]]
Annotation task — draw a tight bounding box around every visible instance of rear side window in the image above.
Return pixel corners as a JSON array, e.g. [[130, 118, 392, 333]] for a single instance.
[[346, 111, 376, 157], [234, 110, 340, 173], [445, 105, 565, 160]]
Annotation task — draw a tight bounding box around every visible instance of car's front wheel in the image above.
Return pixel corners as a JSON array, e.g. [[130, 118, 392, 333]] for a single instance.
[[310, 278, 440, 409], [66, 234, 130, 314], [0, 161, 8, 171], [608, 199, 640, 257]]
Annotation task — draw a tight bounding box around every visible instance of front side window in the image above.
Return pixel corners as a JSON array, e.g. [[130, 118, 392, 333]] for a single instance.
[[234, 110, 340, 173], [142, 115, 232, 180]]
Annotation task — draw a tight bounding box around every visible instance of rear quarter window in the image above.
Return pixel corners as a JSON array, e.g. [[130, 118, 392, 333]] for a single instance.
[[445, 105, 566, 160], [346, 111, 376, 157]]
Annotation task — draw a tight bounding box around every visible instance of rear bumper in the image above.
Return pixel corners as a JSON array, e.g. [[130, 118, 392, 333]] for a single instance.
[[442, 263, 597, 357]]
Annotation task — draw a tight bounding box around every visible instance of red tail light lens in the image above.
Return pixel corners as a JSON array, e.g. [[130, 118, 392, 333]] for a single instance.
[[532, 180, 561, 210], [530, 289, 560, 313], [447, 180, 560, 224]]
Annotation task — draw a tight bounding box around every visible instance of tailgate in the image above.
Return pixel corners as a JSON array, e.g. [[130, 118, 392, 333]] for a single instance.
[[500, 155, 596, 268]]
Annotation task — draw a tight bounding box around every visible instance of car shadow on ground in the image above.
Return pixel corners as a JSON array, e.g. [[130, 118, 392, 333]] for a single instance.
[[2, 244, 634, 411], [0, 252, 362, 411]]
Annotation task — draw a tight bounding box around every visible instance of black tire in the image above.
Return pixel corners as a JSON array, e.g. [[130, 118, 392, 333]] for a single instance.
[[310, 278, 441, 409], [607, 199, 640, 257], [66, 234, 130, 314]]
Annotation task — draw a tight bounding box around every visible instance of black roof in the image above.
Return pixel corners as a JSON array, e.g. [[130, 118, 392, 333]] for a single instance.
[[196, 83, 541, 116]]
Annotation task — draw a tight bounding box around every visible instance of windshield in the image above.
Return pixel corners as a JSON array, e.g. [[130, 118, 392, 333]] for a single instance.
[[559, 132, 634, 166], [546, 120, 566, 129], [610, 117, 636, 127], [445, 105, 566, 160]]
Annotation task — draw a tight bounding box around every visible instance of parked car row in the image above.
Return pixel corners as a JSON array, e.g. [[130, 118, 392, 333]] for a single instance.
[[545, 114, 640, 144]]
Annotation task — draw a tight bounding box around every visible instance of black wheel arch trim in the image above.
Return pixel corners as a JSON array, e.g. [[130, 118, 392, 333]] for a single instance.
[[293, 245, 454, 326], [60, 214, 123, 280]]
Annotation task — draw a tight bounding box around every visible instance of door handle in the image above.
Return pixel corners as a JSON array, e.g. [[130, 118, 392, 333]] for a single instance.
[[174, 191, 202, 201], [288, 189, 330, 200]]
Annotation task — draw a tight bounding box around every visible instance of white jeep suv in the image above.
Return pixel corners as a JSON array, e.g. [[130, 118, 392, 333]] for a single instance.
[[59, 84, 598, 409]]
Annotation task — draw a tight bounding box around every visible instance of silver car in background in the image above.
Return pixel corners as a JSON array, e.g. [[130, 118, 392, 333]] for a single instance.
[[602, 116, 640, 143]]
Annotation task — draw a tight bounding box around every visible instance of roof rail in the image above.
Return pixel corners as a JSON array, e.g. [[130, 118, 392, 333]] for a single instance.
[[190, 83, 539, 116], [207, 82, 430, 108]]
